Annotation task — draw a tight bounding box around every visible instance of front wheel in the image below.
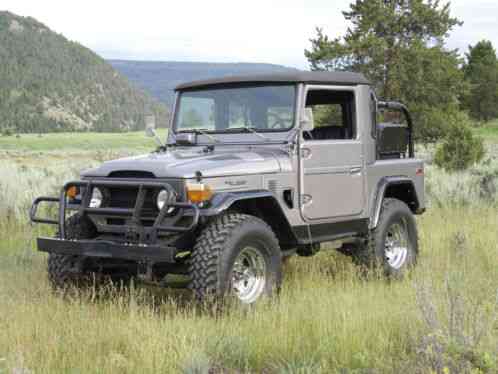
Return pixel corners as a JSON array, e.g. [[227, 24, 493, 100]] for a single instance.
[[188, 213, 282, 305], [353, 198, 418, 277]]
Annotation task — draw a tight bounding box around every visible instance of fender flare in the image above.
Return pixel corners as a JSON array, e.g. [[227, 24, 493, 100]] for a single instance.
[[201, 190, 281, 216], [370, 176, 420, 229], [200, 190, 299, 249]]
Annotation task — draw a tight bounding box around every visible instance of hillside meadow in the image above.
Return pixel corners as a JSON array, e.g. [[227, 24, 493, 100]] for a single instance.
[[0, 131, 497, 373]]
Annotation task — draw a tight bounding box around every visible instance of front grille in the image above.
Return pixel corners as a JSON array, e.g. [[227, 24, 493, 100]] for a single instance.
[[108, 187, 159, 217], [87, 177, 185, 226]]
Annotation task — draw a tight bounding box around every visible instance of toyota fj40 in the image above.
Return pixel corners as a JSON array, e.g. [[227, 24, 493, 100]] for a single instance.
[[31, 72, 425, 304]]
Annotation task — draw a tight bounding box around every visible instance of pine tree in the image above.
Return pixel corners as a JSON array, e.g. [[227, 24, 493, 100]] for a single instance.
[[463, 40, 498, 122], [305, 0, 465, 143]]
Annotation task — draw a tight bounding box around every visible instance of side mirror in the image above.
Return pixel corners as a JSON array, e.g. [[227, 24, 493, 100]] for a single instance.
[[145, 115, 156, 137], [300, 108, 314, 132], [144, 115, 165, 147], [175, 132, 197, 146]]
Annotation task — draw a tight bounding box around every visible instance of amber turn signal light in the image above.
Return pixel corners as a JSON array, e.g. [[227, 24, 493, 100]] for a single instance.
[[186, 183, 213, 203]]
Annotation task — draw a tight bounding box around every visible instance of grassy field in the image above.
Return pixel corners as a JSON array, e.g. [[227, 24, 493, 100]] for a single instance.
[[474, 119, 498, 141], [0, 130, 167, 152], [0, 132, 497, 373]]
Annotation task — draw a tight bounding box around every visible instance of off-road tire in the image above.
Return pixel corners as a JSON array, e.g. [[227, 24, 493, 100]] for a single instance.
[[48, 215, 133, 291], [353, 198, 418, 277], [188, 213, 282, 304]]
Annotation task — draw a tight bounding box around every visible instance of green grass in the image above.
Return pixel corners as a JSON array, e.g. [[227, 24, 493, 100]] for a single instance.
[[474, 119, 498, 141], [0, 132, 497, 373], [0, 123, 496, 152], [0, 130, 167, 152]]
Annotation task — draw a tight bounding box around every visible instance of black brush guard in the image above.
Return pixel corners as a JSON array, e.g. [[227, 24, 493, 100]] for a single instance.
[[30, 180, 200, 263]]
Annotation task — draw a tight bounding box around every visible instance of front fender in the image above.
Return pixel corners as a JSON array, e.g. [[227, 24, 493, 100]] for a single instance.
[[201, 190, 278, 216], [200, 190, 299, 249]]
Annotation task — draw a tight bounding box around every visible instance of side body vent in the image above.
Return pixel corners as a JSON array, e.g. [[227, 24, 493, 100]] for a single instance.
[[268, 180, 294, 209], [268, 180, 280, 194]]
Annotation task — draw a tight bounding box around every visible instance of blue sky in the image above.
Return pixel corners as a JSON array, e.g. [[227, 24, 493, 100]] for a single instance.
[[3, 0, 498, 69]]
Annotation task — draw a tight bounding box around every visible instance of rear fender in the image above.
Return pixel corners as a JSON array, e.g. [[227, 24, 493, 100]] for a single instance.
[[370, 177, 422, 229]]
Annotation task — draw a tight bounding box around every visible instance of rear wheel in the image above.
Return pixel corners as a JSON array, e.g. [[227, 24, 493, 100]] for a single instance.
[[188, 213, 282, 305], [353, 198, 418, 277]]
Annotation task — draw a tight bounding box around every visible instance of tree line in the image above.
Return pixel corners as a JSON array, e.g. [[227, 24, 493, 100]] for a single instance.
[[305, 0, 497, 146]]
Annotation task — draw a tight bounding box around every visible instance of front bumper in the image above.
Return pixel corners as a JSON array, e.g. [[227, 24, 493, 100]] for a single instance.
[[37, 237, 177, 263], [30, 179, 200, 259]]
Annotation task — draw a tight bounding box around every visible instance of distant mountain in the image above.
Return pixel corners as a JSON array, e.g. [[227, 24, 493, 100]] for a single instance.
[[109, 60, 298, 108], [0, 12, 168, 133]]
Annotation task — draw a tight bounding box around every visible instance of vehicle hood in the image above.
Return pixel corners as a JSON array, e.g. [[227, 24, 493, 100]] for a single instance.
[[82, 147, 290, 179]]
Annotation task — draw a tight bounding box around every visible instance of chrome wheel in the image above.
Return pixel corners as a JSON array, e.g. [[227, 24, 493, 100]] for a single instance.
[[231, 246, 267, 304], [384, 221, 409, 270]]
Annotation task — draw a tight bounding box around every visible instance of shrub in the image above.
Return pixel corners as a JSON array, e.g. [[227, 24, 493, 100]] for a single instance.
[[411, 232, 498, 374], [434, 117, 485, 171], [1, 127, 14, 136], [180, 350, 211, 374], [413, 105, 452, 144]]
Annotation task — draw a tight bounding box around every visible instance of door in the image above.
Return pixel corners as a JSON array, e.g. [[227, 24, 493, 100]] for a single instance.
[[300, 87, 365, 220]]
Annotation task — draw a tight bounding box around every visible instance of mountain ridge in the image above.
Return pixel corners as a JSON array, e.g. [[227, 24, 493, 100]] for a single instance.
[[0, 10, 299, 134], [108, 60, 298, 107], [0, 11, 168, 133]]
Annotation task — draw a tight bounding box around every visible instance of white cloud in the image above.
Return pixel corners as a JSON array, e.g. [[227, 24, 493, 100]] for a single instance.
[[447, 0, 498, 54], [2, 0, 497, 68]]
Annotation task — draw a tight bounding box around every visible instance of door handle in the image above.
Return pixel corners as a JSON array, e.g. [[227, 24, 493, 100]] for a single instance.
[[301, 194, 313, 206], [350, 167, 362, 175]]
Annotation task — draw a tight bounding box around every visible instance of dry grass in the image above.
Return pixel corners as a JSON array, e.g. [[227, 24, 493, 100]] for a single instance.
[[0, 206, 497, 373], [0, 135, 497, 373]]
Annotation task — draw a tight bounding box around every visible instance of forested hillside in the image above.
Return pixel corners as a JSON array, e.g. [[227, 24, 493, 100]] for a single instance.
[[109, 60, 297, 107], [0, 12, 168, 133]]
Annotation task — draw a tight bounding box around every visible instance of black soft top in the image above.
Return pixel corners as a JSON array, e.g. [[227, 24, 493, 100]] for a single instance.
[[175, 71, 370, 91]]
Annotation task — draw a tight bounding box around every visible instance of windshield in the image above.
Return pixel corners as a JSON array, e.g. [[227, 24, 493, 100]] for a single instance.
[[174, 84, 296, 133]]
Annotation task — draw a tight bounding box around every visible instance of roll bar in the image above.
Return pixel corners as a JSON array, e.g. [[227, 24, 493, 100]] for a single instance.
[[377, 101, 414, 158]]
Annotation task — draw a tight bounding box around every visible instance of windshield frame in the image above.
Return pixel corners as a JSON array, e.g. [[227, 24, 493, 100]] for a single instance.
[[172, 83, 298, 136]]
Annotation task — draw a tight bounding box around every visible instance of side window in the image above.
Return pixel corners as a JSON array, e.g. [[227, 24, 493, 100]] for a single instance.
[[304, 90, 356, 140]]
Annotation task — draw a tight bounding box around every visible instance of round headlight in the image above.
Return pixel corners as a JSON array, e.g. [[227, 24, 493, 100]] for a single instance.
[[157, 189, 168, 210], [157, 189, 176, 213], [90, 187, 103, 208]]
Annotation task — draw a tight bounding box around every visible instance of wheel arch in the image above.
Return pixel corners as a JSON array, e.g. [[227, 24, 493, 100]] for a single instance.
[[370, 177, 420, 229], [204, 191, 298, 250]]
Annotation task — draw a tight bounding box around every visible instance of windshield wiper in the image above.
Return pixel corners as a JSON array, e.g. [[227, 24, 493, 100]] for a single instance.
[[225, 127, 271, 141], [177, 128, 220, 143]]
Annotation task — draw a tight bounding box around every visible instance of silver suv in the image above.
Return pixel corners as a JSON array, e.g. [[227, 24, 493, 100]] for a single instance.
[[31, 72, 425, 304]]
